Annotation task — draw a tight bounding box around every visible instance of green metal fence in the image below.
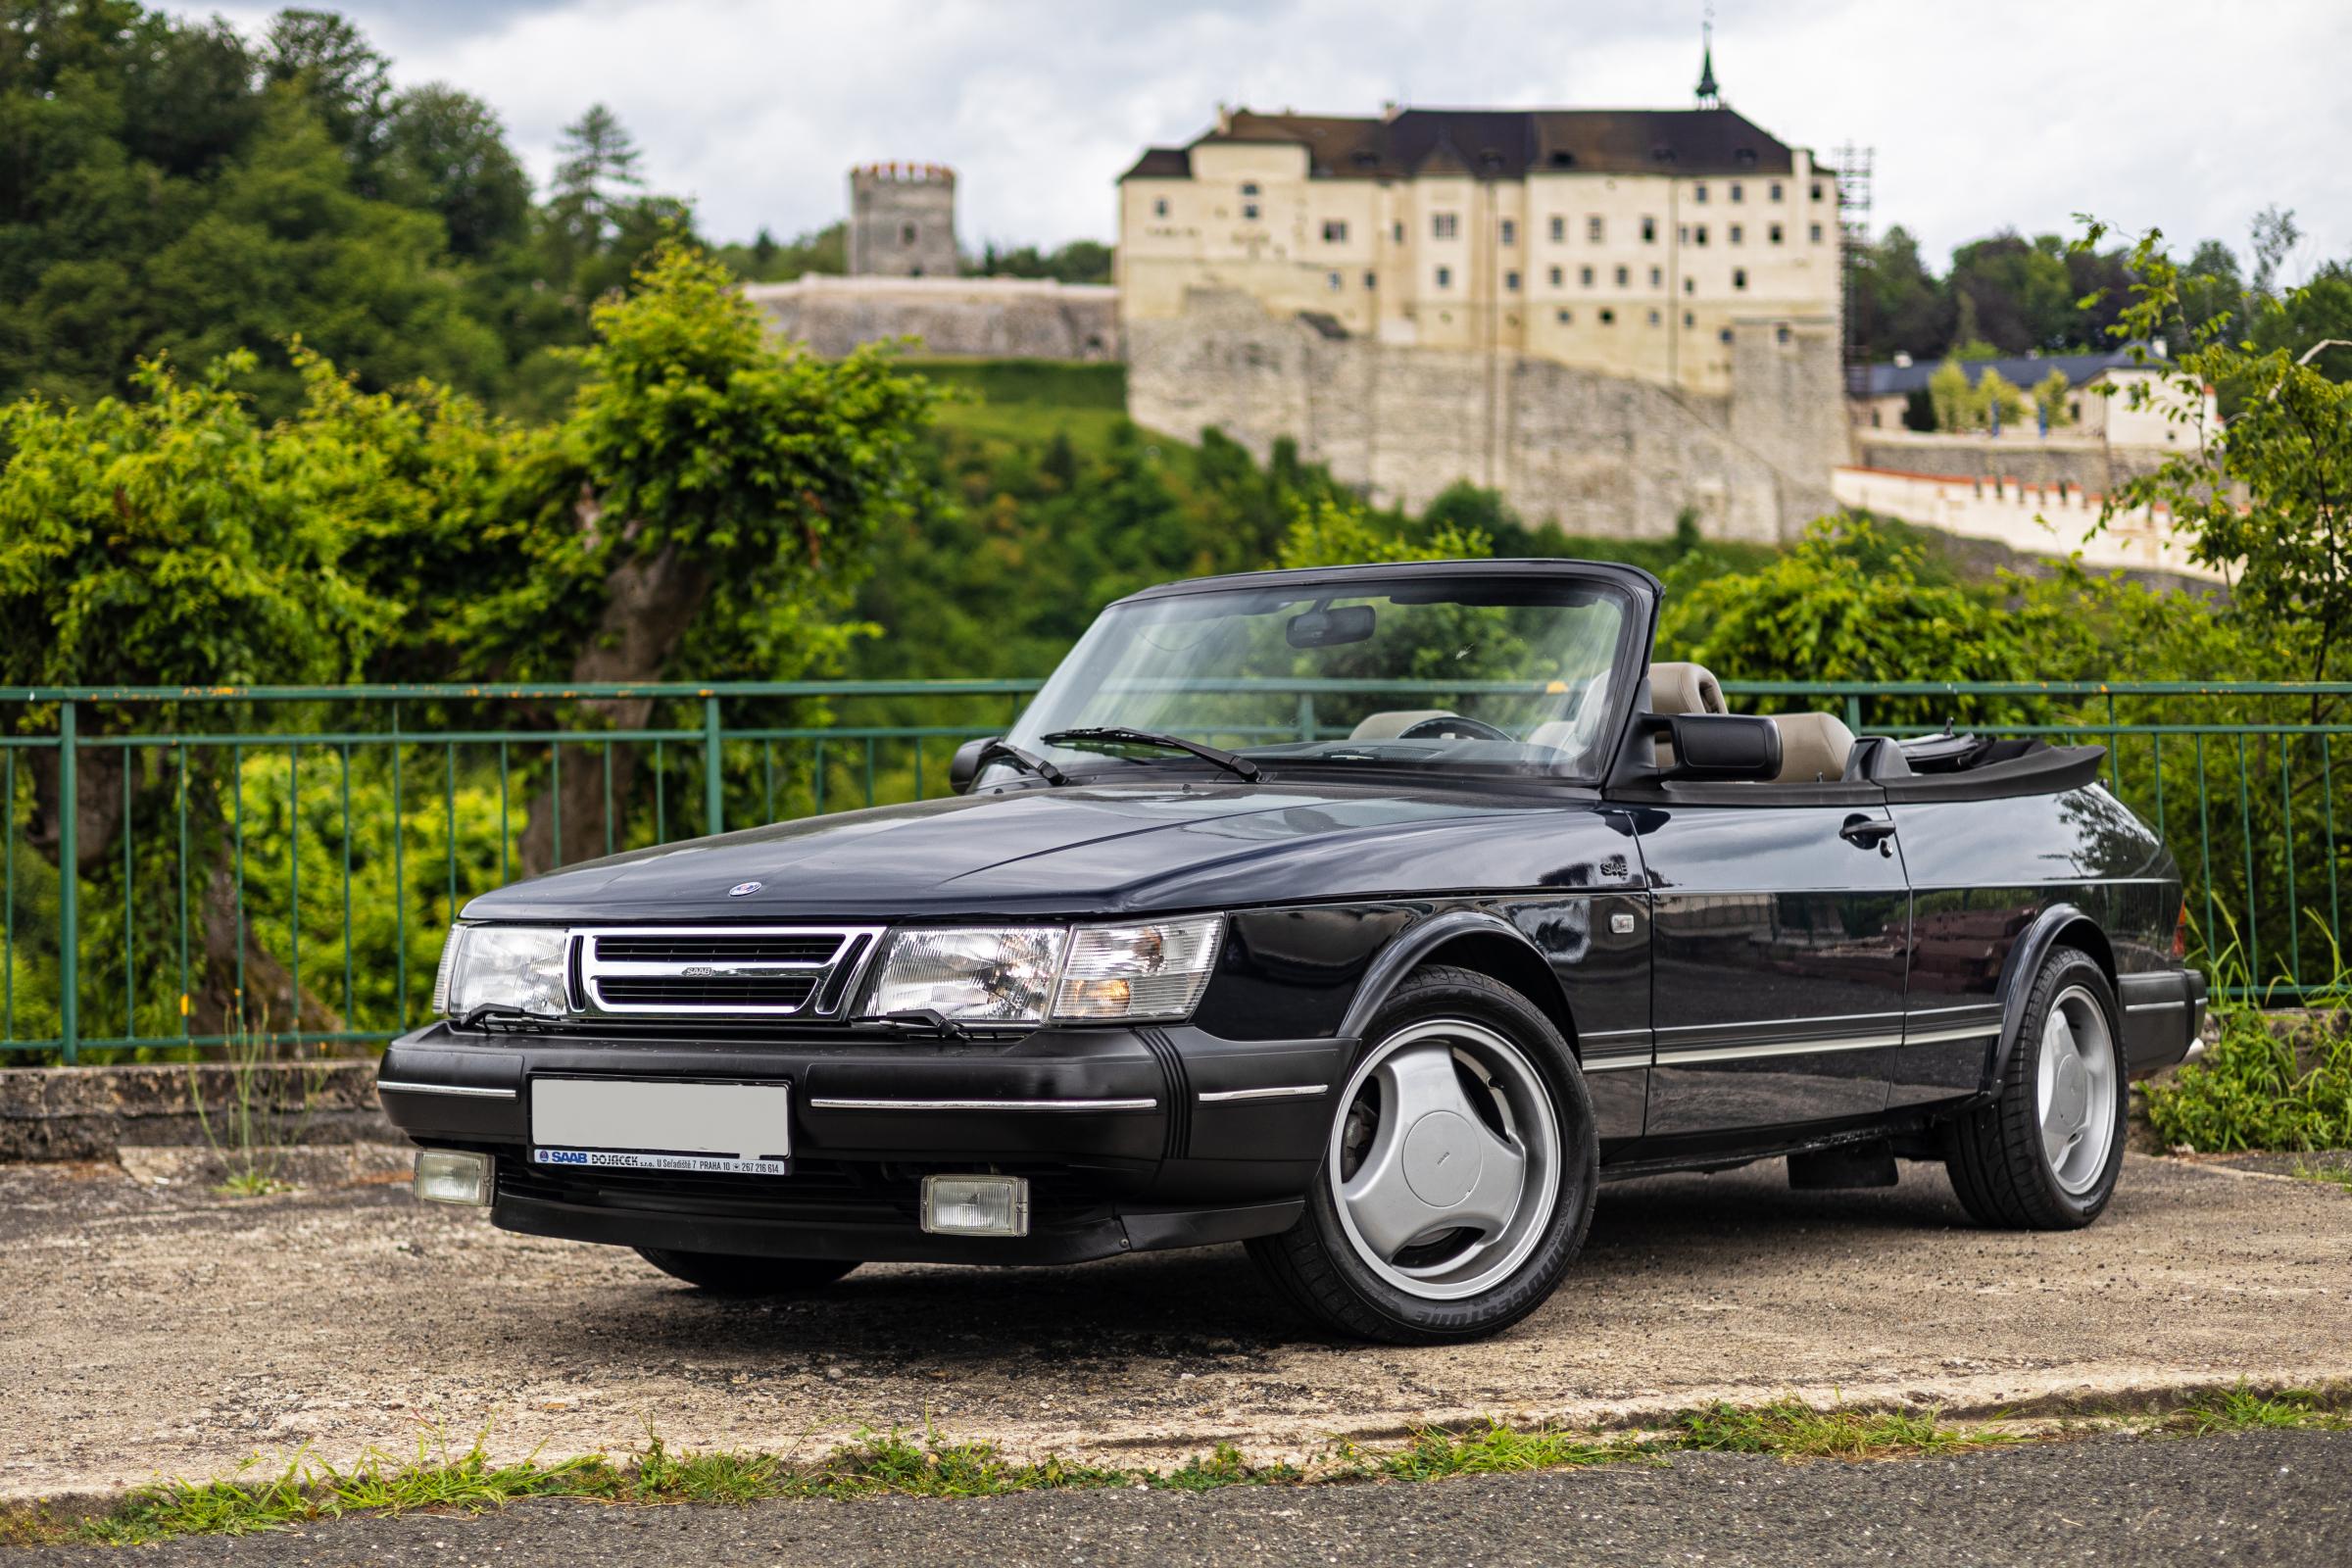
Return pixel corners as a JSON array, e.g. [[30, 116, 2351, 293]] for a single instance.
[[2, 677, 2344, 1060]]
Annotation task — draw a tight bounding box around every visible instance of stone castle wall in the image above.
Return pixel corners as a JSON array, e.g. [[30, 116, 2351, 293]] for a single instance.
[[1127, 289, 1846, 543], [847, 165, 959, 278], [746, 276, 1121, 362]]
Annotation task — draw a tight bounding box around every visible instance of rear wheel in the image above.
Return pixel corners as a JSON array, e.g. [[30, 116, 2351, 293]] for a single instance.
[[634, 1248, 859, 1297], [1943, 947, 2125, 1229], [1249, 966, 1597, 1344]]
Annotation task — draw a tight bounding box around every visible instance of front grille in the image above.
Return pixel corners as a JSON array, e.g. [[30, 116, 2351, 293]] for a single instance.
[[573, 924, 885, 1020], [595, 974, 820, 1007], [594, 934, 840, 964]]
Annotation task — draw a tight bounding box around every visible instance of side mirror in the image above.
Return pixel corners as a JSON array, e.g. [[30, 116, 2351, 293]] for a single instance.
[[1652, 713, 1782, 781], [949, 736, 1000, 794]]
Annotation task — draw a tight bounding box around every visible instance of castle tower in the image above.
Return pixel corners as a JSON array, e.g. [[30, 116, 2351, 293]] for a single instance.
[[847, 163, 960, 277]]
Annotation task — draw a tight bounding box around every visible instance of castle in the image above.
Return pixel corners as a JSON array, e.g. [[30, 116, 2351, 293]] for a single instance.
[[1113, 50, 1850, 544]]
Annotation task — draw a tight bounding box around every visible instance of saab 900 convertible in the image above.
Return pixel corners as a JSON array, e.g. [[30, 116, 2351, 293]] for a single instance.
[[382, 559, 2207, 1343]]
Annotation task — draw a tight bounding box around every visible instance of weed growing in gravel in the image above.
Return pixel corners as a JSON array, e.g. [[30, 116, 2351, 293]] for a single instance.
[[2290, 1159, 2352, 1193], [2146, 922, 2352, 1152], [1152, 1443, 1303, 1492], [1376, 1421, 1642, 1480], [2169, 1385, 2352, 1436], [1670, 1399, 2015, 1461]]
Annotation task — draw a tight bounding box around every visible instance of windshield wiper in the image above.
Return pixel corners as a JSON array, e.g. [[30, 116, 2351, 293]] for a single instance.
[[976, 739, 1071, 787], [1043, 726, 1263, 783]]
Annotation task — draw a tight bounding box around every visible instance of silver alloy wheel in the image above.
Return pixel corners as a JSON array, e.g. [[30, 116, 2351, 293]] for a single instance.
[[2034, 984, 2118, 1196], [1328, 1018, 1560, 1300]]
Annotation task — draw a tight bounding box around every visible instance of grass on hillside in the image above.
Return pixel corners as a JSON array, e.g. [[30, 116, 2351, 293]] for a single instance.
[[14, 1387, 2346, 1547]]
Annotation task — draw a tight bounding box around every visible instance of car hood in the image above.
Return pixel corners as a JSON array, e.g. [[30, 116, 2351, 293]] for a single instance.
[[462, 780, 1632, 922]]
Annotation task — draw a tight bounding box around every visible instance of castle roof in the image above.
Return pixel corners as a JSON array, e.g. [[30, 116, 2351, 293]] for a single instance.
[[1855, 345, 2167, 398], [1118, 106, 1800, 182]]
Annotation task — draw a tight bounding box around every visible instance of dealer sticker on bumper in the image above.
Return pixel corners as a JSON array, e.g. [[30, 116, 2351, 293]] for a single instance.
[[531, 1148, 792, 1176], [529, 1076, 793, 1175]]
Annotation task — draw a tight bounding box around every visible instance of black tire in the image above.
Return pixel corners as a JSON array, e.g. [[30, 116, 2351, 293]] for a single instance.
[[1943, 947, 2126, 1230], [634, 1248, 860, 1297], [1248, 965, 1598, 1345]]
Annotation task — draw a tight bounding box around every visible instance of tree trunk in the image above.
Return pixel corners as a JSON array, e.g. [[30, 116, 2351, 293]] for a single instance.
[[24, 745, 127, 874], [190, 844, 348, 1043], [518, 539, 712, 874]]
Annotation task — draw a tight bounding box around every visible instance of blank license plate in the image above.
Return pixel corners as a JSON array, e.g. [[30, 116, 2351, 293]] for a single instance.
[[531, 1077, 792, 1176]]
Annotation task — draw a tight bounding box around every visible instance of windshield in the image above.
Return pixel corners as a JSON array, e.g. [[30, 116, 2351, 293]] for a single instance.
[[997, 571, 1639, 784]]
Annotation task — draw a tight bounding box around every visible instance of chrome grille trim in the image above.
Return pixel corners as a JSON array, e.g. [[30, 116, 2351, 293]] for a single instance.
[[573, 925, 888, 1018]]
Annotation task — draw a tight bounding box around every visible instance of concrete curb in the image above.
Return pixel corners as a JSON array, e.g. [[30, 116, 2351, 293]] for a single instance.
[[0, 1061, 396, 1162]]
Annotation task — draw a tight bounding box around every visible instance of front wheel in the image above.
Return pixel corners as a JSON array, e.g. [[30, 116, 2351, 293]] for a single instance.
[[634, 1248, 859, 1297], [1943, 947, 2126, 1229], [1248, 966, 1598, 1344]]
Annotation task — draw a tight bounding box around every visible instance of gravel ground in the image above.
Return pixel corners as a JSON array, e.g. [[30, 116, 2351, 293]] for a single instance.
[[12, 1430, 2350, 1567], [2, 1152, 2346, 1503]]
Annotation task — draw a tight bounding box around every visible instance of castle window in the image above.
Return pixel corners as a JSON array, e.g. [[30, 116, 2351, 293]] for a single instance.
[[1730, 181, 1744, 203], [1243, 204, 1258, 220], [1719, 327, 1734, 343], [1432, 213, 1458, 239], [1770, 222, 1784, 245], [1684, 276, 1695, 294], [1769, 181, 1784, 202], [1693, 224, 1708, 245], [1153, 197, 1169, 218], [1649, 265, 1663, 286], [1810, 222, 1825, 243], [1580, 265, 1594, 287], [1678, 224, 1689, 244], [1393, 220, 1405, 243], [1737, 148, 1758, 167], [1684, 309, 1694, 327], [1549, 215, 1566, 243], [1548, 266, 1563, 287], [1322, 220, 1348, 243], [1733, 268, 1748, 290], [1505, 270, 1521, 291], [1810, 181, 1824, 200], [1692, 182, 1708, 203], [1500, 218, 1516, 245], [1328, 270, 1343, 290], [1599, 308, 1616, 324], [1241, 182, 1259, 196], [1614, 265, 1629, 286], [1556, 308, 1573, 323], [1587, 216, 1604, 243], [1435, 265, 1452, 287], [1729, 224, 1743, 245], [1642, 216, 1657, 243], [901, 223, 917, 245], [1365, 270, 1378, 288], [1777, 323, 1792, 344]]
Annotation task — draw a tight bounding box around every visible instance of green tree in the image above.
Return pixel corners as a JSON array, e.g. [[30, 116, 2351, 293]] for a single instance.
[[1948, 232, 2078, 353], [1928, 359, 1973, 431], [380, 84, 532, 260], [2032, 368, 2074, 429], [2090, 223, 2352, 695]]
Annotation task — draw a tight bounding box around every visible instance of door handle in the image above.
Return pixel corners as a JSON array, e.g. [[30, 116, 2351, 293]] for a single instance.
[[1839, 814, 1897, 853]]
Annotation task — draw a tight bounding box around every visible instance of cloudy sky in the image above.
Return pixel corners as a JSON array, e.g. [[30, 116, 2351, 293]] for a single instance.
[[192, 0, 2352, 274]]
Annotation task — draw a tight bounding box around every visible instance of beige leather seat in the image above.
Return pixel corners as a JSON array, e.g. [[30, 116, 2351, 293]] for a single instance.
[[1348, 709, 1455, 741], [1648, 662, 1727, 715], [1770, 712, 1855, 783]]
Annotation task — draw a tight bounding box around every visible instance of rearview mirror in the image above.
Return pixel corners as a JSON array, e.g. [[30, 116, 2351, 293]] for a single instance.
[[1653, 713, 1782, 781], [949, 736, 999, 794]]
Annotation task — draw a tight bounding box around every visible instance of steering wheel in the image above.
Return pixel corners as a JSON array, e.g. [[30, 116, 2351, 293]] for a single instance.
[[1396, 714, 1517, 743]]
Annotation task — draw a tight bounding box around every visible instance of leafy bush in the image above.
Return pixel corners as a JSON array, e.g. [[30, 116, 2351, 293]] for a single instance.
[[2146, 1013, 2352, 1152]]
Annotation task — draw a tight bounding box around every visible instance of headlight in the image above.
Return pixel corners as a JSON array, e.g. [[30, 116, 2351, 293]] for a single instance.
[[863, 916, 1222, 1026], [1053, 917, 1222, 1021], [437, 925, 569, 1019], [865, 927, 1065, 1023]]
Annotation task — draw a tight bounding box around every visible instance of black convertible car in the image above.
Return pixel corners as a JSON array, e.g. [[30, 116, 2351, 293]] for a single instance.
[[383, 560, 2206, 1343]]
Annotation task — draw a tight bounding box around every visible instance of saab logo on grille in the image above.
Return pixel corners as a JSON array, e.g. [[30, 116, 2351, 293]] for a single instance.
[[680, 964, 781, 978], [726, 881, 763, 898]]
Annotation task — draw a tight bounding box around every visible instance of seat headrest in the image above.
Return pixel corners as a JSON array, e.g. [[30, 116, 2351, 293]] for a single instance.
[[1771, 712, 1856, 783], [1348, 710, 1454, 741], [1648, 662, 1726, 715]]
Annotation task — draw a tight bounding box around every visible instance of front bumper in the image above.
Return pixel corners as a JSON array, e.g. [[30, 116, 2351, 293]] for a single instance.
[[377, 1020, 1349, 1263]]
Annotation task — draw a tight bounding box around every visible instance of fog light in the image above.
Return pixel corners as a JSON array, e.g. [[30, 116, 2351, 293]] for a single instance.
[[920, 1174, 1030, 1237], [414, 1150, 493, 1206]]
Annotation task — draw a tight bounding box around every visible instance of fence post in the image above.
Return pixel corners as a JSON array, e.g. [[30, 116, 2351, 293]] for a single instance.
[[57, 701, 77, 1064], [703, 695, 724, 837]]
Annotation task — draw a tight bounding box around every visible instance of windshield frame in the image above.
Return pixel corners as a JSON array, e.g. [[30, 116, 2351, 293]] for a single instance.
[[990, 560, 1660, 790]]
